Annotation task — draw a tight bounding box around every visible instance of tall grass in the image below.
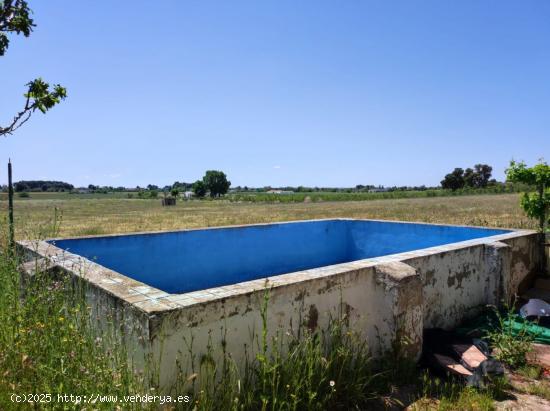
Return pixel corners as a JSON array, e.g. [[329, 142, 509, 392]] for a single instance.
[[414, 371, 508, 411], [0, 220, 151, 410], [176, 288, 403, 410]]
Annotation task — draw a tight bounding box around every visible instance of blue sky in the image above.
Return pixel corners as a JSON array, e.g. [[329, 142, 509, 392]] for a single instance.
[[1, 1, 549, 188]]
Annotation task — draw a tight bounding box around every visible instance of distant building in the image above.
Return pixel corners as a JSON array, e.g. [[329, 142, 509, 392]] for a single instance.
[[368, 187, 389, 193], [183, 191, 194, 199], [266, 189, 294, 194]]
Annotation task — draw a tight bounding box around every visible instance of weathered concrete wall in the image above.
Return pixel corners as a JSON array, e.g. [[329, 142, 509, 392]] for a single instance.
[[403, 232, 540, 330], [148, 261, 422, 389], [501, 233, 541, 299], [405, 245, 489, 329]]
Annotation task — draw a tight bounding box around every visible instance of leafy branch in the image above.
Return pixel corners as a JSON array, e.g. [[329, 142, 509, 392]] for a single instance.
[[1, 78, 67, 135], [1, 0, 67, 137], [506, 160, 550, 233]]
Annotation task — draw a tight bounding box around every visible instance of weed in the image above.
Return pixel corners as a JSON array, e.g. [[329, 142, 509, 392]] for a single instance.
[[517, 364, 543, 379], [521, 381, 550, 400], [485, 305, 535, 369]]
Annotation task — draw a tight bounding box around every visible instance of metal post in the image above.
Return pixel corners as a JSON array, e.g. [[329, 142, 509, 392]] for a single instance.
[[8, 159, 14, 250]]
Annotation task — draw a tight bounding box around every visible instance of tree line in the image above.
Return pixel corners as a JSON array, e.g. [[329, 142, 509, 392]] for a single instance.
[[13, 180, 74, 192], [134, 170, 231, 199], [3, 165, 529, 197]]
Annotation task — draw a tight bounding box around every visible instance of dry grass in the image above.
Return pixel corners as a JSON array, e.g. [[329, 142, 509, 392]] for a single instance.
[[0, 193, 535, 239]]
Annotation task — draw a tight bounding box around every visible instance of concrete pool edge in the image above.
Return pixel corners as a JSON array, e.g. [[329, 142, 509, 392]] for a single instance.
[[17, 219, 542, 389]]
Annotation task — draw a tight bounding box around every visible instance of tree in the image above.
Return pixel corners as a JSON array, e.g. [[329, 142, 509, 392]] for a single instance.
[[472, 164, 492, 188], [1, 1, 67, 136], [441, 168, 465, 191], [463, 168, 475, 188], [192, 180, 207, 198], [170, 188, 179, 198], [202, 170, 231, 197], [506, 160, 550, 233]]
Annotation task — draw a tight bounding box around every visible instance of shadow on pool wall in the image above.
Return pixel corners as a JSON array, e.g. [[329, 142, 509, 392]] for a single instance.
[[17, 219, 541, 390]]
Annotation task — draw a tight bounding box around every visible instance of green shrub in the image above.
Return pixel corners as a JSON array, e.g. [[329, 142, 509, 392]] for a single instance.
[[485, 305, 535, 369]]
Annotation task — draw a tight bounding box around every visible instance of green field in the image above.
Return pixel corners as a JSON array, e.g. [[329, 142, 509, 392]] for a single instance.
[[0, 191, 535, 239]]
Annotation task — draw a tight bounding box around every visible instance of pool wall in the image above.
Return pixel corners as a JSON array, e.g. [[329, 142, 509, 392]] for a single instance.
[[18, 219, 541, 390]]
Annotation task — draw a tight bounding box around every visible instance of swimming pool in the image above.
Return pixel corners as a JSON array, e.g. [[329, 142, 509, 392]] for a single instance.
[[19, 219, 538, 389], [48, 219, 510, 294]]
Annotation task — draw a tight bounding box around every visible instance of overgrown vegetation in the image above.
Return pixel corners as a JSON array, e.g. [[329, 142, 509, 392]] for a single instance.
[[0, 221, 150, 410], [485, 306, 535, 369], [176, 288, 405, 411]]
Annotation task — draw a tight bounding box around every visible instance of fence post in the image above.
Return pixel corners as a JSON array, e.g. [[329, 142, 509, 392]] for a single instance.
[[8, 159, 14, 251]]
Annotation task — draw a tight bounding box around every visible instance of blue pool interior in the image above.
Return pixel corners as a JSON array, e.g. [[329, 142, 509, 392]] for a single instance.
[[49, 220, 510, 294]]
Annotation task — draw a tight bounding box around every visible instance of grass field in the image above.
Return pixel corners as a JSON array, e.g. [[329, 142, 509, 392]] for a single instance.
[[0, 192, 535, 239]]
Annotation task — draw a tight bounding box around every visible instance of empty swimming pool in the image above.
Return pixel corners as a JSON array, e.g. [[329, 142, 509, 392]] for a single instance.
[[20, 219, 538, 388], [48, 219, 510, 294]]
